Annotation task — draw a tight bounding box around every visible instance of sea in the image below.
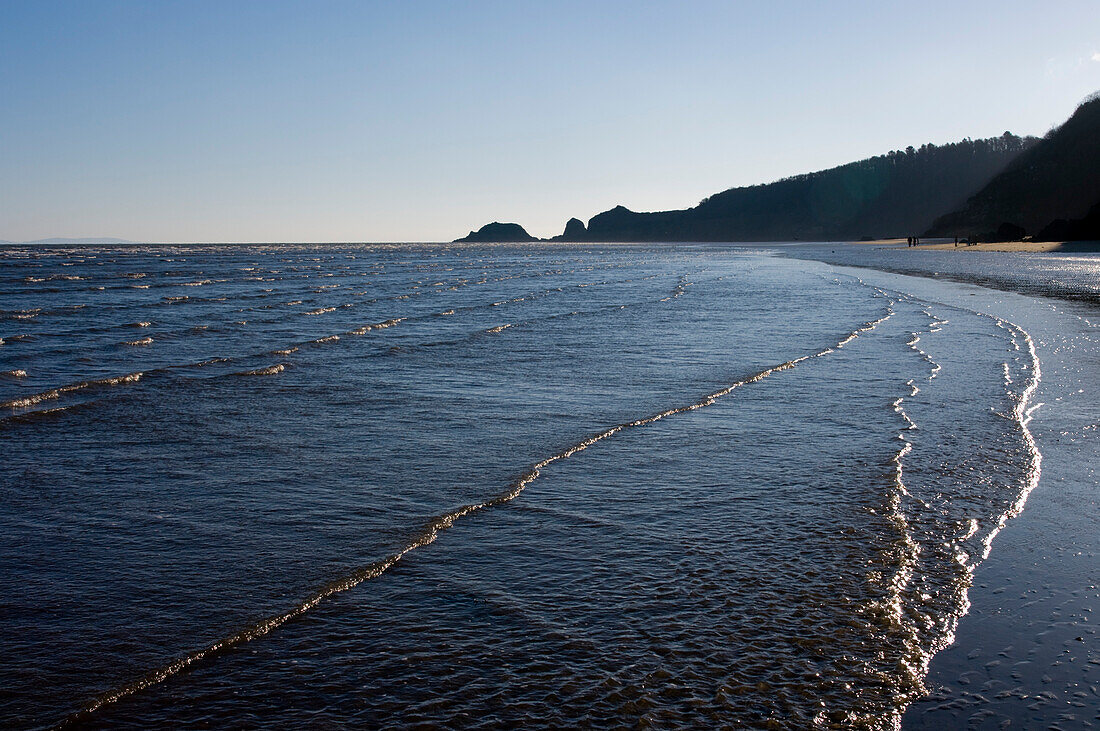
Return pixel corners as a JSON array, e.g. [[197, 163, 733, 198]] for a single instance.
[[1, 242, 1096, 729]]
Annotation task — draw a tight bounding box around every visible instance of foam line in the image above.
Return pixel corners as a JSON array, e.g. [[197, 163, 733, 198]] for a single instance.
[[0, 372, 143, 410]]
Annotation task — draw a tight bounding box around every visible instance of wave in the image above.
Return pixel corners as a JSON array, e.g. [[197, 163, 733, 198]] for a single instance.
[[190, 357, 231, 367], [55, 308, 892, 726], [1, 372, 143, 410], [486, 324, 512, 334], [234, 364, 286, 377], [982, 316, 1042, 546], [124, 337, 154, 347], [347, 318, 404, 336], [864, 302, 935, 706], [836, 278, 1046, 720]]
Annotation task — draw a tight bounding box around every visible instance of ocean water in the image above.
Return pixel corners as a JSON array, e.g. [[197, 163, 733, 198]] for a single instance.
[[0, 243, 1092, 729]]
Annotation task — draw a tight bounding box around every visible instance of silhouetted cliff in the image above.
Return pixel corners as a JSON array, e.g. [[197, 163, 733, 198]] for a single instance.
[[453, 222, 537, 243], [1036, 200, 1100, 242], [927, 94, 1100, 238], [556, 133, 1035, 242], [551, 218, 587, 241]]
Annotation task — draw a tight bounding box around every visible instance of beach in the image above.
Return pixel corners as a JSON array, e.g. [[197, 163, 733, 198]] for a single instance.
[[787, 242, 1100, 728], [855, 238, 1100, 254]]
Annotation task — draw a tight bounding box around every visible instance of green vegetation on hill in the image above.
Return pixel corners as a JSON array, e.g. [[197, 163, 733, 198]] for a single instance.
[[927, 94, 1100, 239], [455, 92, 1100, 245], [567, 133, 1035, 242]]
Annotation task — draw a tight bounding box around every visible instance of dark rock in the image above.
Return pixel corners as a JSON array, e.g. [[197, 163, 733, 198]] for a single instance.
[[971, 222, 1026, 244], [453, 222, 537, 243], [552, 217, 588, 241], [1036, 200, 1100, 241], [994, 222, 1027, 241]]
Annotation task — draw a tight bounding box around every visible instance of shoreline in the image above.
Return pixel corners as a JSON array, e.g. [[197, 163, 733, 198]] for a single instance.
[[809, 252, 1100, 728], [902, 291, 1099, 728], [854, 238, 1100, 253]]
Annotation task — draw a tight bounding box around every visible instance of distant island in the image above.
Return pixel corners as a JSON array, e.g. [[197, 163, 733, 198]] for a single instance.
[[457, 93, 1100, 245], [453, 222, 538, 243]]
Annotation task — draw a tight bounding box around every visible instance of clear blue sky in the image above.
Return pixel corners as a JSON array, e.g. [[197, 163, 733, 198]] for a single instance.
[[2, 0, 1098, 242]]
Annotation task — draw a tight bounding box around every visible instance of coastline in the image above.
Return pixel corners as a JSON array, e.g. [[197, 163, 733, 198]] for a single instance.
[[854, 238, 1100, 253], [902, 289, 1099, 728], [800, 250, 1100, 728]]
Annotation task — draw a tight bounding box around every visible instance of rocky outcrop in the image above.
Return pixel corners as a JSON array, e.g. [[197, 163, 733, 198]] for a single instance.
[[453, 222, 538, 243], [551, 217, 588, 241], [1036, 200, 1100, 242]]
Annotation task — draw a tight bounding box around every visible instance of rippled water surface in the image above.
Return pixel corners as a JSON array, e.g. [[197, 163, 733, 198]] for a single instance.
[[0, 243, 1072, 728]]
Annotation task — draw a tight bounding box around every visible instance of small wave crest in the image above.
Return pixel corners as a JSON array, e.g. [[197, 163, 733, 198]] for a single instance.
[[1, 372, 143, 409], [234, 363, 286, 376], [347, 317, 404, 336]]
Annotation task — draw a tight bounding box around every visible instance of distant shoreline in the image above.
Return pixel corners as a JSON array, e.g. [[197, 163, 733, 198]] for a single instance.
[[854, 238, 1100, 253]]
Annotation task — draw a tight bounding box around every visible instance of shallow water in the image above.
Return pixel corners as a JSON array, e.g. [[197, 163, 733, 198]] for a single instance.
[[0, 243, 1085, 728], [781, 244, 1100, 728]]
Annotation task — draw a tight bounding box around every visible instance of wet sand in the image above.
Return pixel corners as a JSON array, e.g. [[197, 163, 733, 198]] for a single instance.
[[782, 244, 1100, 727], [853, 238, 1100, 253], [823, 249, 1100, 728], [921, 240, 1100, 253], [903, 300, 1100, 727]]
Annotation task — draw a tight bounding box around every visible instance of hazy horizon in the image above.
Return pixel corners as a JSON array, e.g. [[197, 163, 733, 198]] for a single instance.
[[3, 0, 1099, 243]]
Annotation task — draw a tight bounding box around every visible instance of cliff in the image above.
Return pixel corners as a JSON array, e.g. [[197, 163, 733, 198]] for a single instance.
[[556, 133, 1036, 242], [927, 95, 1100, 238]]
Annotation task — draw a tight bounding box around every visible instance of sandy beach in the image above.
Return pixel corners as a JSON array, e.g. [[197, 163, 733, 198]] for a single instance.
[[854, 238, 1100, 253]]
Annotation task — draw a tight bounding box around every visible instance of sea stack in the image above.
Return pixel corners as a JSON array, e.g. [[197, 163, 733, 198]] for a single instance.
[[552, 217, 588, 241]]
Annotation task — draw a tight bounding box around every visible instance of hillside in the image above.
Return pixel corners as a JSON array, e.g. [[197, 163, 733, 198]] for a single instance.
[[927, 94, 1100, 238], [556, 133, 1036, 242]]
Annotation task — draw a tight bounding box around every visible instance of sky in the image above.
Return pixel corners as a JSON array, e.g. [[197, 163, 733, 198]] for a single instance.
[[2, 1, 1099, 243]]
